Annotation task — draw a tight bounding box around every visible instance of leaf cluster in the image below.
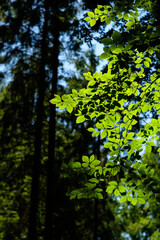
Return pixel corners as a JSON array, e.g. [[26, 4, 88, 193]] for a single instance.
[[51, 3, 160, 205]]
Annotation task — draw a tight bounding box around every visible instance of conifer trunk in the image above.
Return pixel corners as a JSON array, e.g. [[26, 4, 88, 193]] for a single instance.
[[28, 1, 49, 239], [93, 199, 98, 240], [44, 3, 59, 239], [93, 135, 100, 240]]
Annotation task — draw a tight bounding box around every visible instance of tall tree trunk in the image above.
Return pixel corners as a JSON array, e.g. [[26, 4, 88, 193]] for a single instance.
[[93, 135, 100, 240], [44, 4, 59, 239], [93, 198, 98, 240], [88, 50, 99, 240], [28, 1, 49, 239]]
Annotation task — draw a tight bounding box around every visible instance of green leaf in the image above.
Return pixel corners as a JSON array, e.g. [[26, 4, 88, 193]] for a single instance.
[[148, 141, 155, 146], [95, 188, 102, 192], [60, 103, 67, 109], [136, 63, 142, 68], [122, 130, 127, 138], [95, 192, 103, 199], [76, 115, 85, 124], [148, 48, 153, 55], [131, 198, 137, 205], [135, 58, 143, 64], [112, 31, 121, 43], [118, 13, 123, 19], [128, 196, 132, 201], [89, 169, 96, 175], [83, 72, 93, 81], [137, 191, 145, 198], [123, 13, 131, 20], [82, 155, 89, 162], [115, 112, 121, 121], [99, 52, 110, 59], [109, 181, 117, 186], [131, 119, 137, 125], [104, 142, 113, 148], [110, 45, 116, 52], [147, 169, 154, 177], [145, 57, 151, 63], [126, 132, 135, 139], [66, 105, 73, 113], [100, 130, 107, 139], [120, 196, 127, 203], [84, 17, 91, 22], [72, 89, 78, 96], [88, 80, 96, 87], [146, 144, 152, 153], [96, 166, 102, 175], [71, 189, 79, 195], [151, 118, 157, 126], [144, 61, 149, 68], [85, 183, 95, 189], [96, 122, 104, 129], [82, 163, 89, 167], [90, 19, 96, 27], [106, 185, 116, 194], [87, 127, 95, 132], [138, 164, 147, 174], [142, 104, 150, 112], [105, 19, 111, 25], [94, 8, 100, 14], [112, 48, 122, 54], [89, 178, 99, 183], [92, 131, 100, 137], [71, 162, 81, 168], [138, 198, 145, 204], [50, 95, 61, 104], [114, 189, 120, 196], [126, 21, 135, 27], [112, 166, 120, 176], [79, 88, 86, 96], [88, 11, 94, 18], [102, 38, 114, 45], [77, 193, 85, 199], [90, 154, 95, 162], [90, 160, 101, 168], [118, 186, 125, 193], [123, 115, 128, 123]]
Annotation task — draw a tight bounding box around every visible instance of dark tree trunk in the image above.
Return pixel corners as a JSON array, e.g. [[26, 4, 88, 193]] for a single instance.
[[27, 1, 49, 239], [93, 135, 100, 240], [93, 198, 98, 240], [44, 3, 60, 239]]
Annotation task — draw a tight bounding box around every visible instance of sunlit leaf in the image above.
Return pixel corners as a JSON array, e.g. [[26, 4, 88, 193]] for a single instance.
[[76, 115, 86, 123]]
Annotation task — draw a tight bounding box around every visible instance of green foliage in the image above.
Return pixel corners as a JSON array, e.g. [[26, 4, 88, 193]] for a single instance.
[[51, 3, 160, 206]]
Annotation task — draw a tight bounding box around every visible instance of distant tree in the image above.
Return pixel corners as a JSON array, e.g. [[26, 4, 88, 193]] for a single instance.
[[0, 0, 108, 239]]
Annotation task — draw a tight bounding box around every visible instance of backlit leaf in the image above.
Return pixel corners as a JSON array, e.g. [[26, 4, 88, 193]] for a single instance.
[[76, 115, 86, 124], [131, 198, 137, 205], [114, 189, 120, 196], [106, 185, 116, 194], [90, 19, 96, 27], [118, 186, 125, 193], [120, 196, 127, 203]]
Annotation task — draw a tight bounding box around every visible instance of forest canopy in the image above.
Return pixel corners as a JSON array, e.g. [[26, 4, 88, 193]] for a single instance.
[[52, 0, 160, 206], [0, 0, 160, 239]]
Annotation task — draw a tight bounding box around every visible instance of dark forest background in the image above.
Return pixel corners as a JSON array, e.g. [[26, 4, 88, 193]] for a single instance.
[[0, 0, 160, 239]]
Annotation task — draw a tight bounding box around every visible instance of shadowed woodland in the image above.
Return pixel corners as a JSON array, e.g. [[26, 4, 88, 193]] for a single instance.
[[0, 0, 160, 240]]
